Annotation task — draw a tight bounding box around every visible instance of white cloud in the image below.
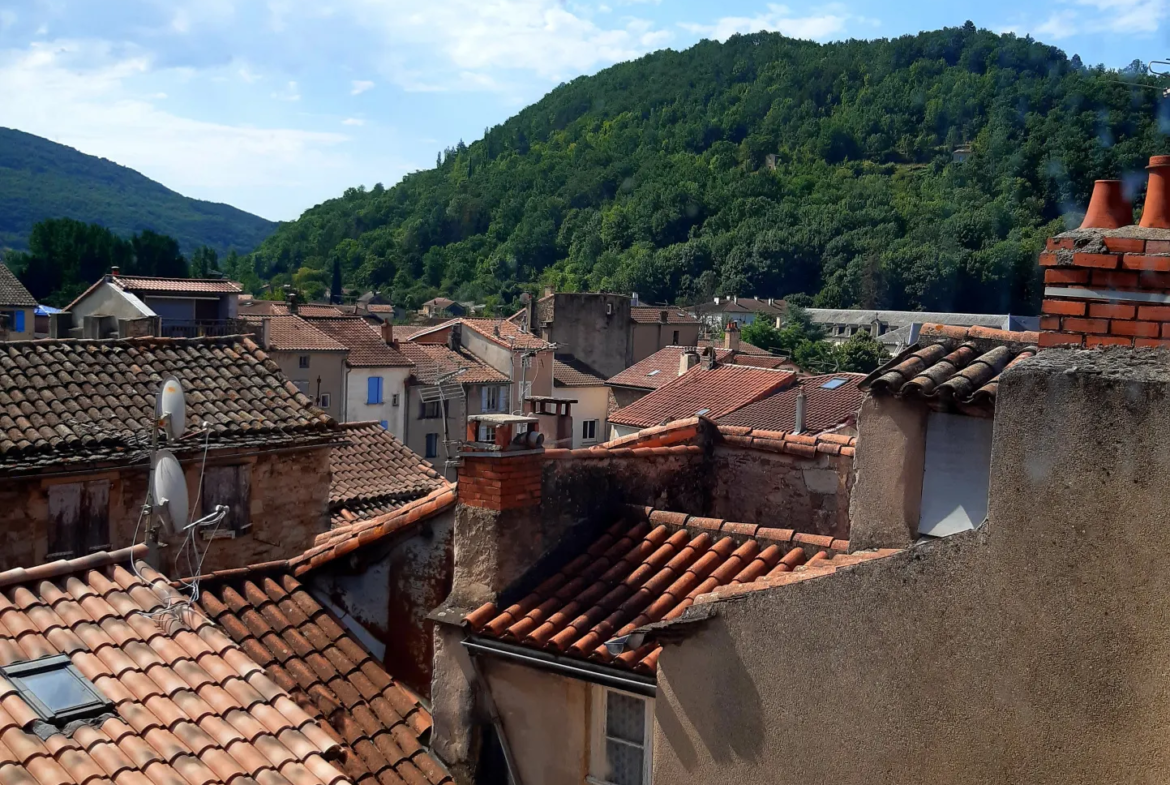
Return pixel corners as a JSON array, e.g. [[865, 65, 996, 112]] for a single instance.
[[0, 39, 351, 219], [237, 65, 262, 83], [351, 79, 374, 95], [342, 117, 365, 125], [272, 79, 300, 101], [680, 3, 851, 42], [1004, 0, 1170, 41]]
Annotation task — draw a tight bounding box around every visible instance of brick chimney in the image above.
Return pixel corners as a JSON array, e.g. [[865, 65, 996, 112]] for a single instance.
[[1040, 155, 1170, 349], [724, 320, 741, 351], [381, 320, 396, 347]]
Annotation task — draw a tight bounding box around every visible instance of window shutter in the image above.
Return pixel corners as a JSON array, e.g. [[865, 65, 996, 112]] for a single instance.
[[13, 310, 24, 333], [83, 481, 110, 553], [48, 483, 82, 559], [375, 376, 383, 403], [481, 386, 489, 412]]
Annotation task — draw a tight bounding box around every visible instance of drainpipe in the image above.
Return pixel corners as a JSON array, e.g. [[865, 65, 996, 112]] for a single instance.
[[794, 387, 807, 435]]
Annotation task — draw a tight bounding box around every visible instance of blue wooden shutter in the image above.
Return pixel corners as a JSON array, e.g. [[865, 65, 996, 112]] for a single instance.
[[368, 376, 383, 404], [13, 310, 24, 333]]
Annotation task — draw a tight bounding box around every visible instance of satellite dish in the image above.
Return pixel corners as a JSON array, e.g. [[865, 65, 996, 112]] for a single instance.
[[151, 450, 188, 535], [155, 376, 186, 442]]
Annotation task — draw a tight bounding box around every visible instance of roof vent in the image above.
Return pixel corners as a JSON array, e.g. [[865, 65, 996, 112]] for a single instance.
[[794, 388, 807, 434]]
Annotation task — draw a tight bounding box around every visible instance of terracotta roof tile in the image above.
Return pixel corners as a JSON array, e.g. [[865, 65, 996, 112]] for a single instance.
[[239, 303, 346, 318], [628, 307, 700, 325], [397, 344, 508, 386], [111, 277, 243, 295], [608, 364, 794, 429], [196, 570, 450, 785], [247, 317, 349, 353], [465, 507, 895, 673], [553, 356, 607, 387], [860, 324, 1039, 414], [0, 336, 335, 471], [413, 319, 550, 351], [608, 347, 732, 391], [0, 265, 36, 308], [696, 337, 773, 356], [329, 423, 448, 526], [0, 546, 351, 785], [302, 319, 412, 368], [718, 373, 865, 433]]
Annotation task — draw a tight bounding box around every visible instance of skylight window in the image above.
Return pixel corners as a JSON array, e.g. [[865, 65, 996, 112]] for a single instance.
[[2, 654, 110, 725], [821, 378, 848, 390], [696, 408, 711, 416], [647, 369, 661, 376]]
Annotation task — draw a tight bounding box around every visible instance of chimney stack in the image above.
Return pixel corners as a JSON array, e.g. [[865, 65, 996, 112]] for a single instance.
[[631, 292, 640, 307], [702, 346, 718, 370], [679, 349, 700, 376], [724, 320, 741, 352], [794, 387, 807, 434], [286, 291, 299, 315], [1040, 155, 1170, 349], [110, 266, 120, 277], [381, 320, 395, 347]]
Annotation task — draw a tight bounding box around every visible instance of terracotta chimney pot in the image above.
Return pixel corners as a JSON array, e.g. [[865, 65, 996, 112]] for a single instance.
[[1140, 156, 1170, 229], [1080, 180, 1131, 229]]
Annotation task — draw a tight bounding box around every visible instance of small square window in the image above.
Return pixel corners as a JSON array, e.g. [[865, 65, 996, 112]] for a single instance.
[[392, 393, 400, 407], [582, 419, 598, 443], [319, 392, 332, 409], [2, 654, 111, 726], [298, 355, 310, 368]]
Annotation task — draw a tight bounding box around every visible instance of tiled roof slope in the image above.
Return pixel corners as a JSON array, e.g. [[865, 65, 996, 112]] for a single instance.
[[0, 264, 36, 308], [0, 336, 335, 471], [465, 507, 895, 674], [718, 373, 865, 433], [629, 307, 699, 325], [697, 337, 772, 356], [240, 302, 347, 318], [0, 546, 349, 785], [330, 423, 448, 527], [304, 318, 412, 368], [861, 324, 1039, 414], [451, 319, 551, 351], [113, 276, 243, 294], [553, 355, 607, 387], [196, 569, 451, 785], [608, 347, 734, 391], [249, 316, 349, 352], [608, 364, 794, 429], [398, 343, 508, 385], [728, 354, 794, 370]]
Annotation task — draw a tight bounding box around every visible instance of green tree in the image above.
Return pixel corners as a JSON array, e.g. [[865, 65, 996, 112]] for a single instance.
[[190, 246, 219, 278], [835, 331, 890, 373]]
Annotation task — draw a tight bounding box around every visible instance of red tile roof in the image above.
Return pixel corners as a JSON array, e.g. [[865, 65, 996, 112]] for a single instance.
[[629, 307, 700, 325], [0, 546, 351, 785], [195, 568, 452, 785], [608, 364, 794, 429], [718, 373, 865, 433], [0, 264, 36, 308], [330, 423, 448, 526], [861, 324, 1039, 414], [249, 315, 349, 352], [303, 318, 412, 367], [697, 337, 773, 356], [553, 356, 607, 387], [112, 275, 243, 294], [607, 347, 734, 391], [464, 506, 896, 673], [240, 302, 347, 318], [398, 343, 508, 385], [0, 336, 335, 471], [415, 319, 551, 351]]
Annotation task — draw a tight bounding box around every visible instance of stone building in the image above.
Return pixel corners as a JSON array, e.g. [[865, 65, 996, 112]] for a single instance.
[[0, 334, 338, 576]]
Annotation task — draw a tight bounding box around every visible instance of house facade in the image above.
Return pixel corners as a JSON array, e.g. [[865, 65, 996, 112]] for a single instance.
[[247, 314, 349, 421], [0, 262, 35, 340], [553, 355, 613, 448], [66, 271, 244, 338]]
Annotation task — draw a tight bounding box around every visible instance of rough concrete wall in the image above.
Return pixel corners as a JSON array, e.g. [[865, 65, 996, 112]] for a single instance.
[[848, 394, 927, 550], [611, 386, 649, 410], [543, 452, 710, 527], [431, 623, 479, 783], [708, 445, 852, 539], [654, 347, 1170, 785], [308, 508, 454, 698], [403, 385, 465, 479], [482, 658, 590, 785], [547, 294, 633, 379]]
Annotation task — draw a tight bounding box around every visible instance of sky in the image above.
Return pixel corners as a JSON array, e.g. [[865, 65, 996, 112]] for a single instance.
[[0, 1, 1168, 223]]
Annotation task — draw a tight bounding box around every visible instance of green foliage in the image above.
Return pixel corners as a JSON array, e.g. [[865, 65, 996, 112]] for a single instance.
[[739, 306, 888, 372], [835, 331, 890, 373], [244, 26, 1167, 314], [0, 128, 275, 255]]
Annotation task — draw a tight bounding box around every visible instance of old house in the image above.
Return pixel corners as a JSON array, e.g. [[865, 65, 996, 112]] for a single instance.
[[67, 271, 244, 338], [552, 356, 613, 448], [0, 262, 35, 340], [0, 335, 337, 575], [247, 314, 349, 421], [422, 297, 465, 318], [690, 296, 784, 329], [804, 307, 1039, 352]]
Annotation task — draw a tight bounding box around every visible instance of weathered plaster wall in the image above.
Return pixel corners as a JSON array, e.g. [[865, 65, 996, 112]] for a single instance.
[[848, 395, 927, 550], [546, 294, 633, 379], [552, 384, 611, 448], [631, 321, 701, 364], [654, 347, 1170, 785], [308, 506, 454, 698], [345, 366, 410, 435], [269, 349, 347, 421]]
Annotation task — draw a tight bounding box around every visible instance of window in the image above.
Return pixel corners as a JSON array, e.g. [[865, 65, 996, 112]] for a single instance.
[[392, 393, 400, 407], [482, 385, 500, 412], [582, 419, 599, 443], [672, 330, 679, 344], [425, 433, 439, 458], [298, 355, 310, 369], [367, 376, 384, 404], [1, 655, 110, 726], [379, 420, 389, 430], [319, 392, 332, 409], [421, 400, 443, 419], [47, 480, 110, 560], [590, 687, 652, 785], [203, 465, 251, 534], [646, 369, 661, 377], [821, 378, 848, 390], [918, 412, 992, 538], [477, 424, 497, 443]]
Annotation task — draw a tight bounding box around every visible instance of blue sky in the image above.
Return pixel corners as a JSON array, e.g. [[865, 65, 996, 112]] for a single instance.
[[1, 0, 1167, 222]]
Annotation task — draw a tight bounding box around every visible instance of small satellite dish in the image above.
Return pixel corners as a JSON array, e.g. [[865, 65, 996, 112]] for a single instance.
[[151, 450, 188, 535], [155, 376, 186, 442]]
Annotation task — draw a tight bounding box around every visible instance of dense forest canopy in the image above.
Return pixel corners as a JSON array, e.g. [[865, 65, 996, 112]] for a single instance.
[[0, 128, 276, 256], [241, 23, 1170, 315]]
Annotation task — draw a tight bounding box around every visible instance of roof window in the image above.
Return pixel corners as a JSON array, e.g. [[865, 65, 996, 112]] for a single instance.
[[647, 369, 661, 376], [1, 654, 110, 725], [821, 378, 848, 390], [696, 408, 710, 416]]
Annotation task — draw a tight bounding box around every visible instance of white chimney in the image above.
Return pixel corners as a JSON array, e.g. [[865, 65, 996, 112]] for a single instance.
[[631, 292, 640, 306], [794, 388, 807, 434], [679, 350, 700, 376]]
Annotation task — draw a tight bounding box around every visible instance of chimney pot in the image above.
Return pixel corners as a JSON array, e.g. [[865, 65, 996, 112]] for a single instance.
[[110, 266, 120, 277], [1081, 179, 1132, 229], [794, 387, 807, 434], [631, 292, 640, 307], [1141, 157, 1170, 229], [724, 320, 741, 352]]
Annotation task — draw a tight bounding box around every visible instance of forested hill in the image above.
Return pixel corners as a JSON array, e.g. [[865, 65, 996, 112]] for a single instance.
[[0, 128, 276, 255], [242, 24, 1168, 315]]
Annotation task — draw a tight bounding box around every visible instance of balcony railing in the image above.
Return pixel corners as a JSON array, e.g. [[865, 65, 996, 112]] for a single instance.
[[160, 318, 253, 339]]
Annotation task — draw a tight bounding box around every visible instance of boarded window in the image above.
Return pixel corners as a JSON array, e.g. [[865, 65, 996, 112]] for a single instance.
[[203, 465, 251, 534], [918, 412, 993, 537], [47, 481, 110, 560]]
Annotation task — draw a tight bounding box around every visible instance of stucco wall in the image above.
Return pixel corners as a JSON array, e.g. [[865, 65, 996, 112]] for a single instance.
[[403, 384, 464, 479], [553, 384, 610, 448], [0, 445, 331, 575], [269, 349, 347, 420], [71, 281, 153, 321], [545, 293, 633, 379], [346, 366, 410, 436], [632, 322, 701, 364], [654, 347, 1170, 785], [848, 395, 927, 550]]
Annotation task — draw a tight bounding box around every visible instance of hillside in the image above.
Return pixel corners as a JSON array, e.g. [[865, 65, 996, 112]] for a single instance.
[[242, 24, 1168, 315], [0, 128, 276, 255]]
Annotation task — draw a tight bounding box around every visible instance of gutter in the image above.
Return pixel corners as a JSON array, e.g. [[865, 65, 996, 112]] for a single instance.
[[462, 637, 657, 698]]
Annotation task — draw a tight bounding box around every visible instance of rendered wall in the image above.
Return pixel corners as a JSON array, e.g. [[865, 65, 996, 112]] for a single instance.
[[654, 347, 1170, 785]]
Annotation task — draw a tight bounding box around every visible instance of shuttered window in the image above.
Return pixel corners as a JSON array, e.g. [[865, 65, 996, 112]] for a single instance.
[[47, 481, 110, 560], [368, 376, 384, 404], [203, 465, 251, 534]]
